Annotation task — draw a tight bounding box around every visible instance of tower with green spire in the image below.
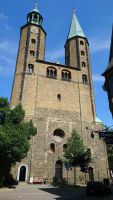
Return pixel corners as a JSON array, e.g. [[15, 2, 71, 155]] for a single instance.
[[11, 4, 46, 105], [65, 10, 88, 69]]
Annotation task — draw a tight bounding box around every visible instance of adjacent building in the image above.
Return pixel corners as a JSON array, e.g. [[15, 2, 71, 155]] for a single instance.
[[102, 27, 113, 117], [10, 5, 109, 184]]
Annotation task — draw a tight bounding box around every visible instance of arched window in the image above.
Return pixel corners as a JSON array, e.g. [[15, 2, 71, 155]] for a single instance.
[[28, 64, 34, 74], [30, 50, 35, 56], [57, 94, 61, 101], [82, 62, 86, 67], [62, 70, 71, 81], [34, 15, 37, 21], [47, 67, 57, 79], [50, 143, 55, 152], [80, 40, 84, 45], [31, 38, 36, 44], [81, 51, 85, 56], [82, 74, 88, 84]]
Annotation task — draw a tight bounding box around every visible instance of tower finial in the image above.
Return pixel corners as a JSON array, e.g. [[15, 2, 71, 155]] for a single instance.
[[73, 9, 75, 14], [35, 2, 38, 10]]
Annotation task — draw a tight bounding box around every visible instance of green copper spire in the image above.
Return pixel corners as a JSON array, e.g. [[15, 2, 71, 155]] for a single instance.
[[27, 3, 43, 26], [68, 9, 85, 39]]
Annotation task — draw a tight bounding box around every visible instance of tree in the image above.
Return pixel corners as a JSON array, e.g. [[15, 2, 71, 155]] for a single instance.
[[0, 98, 37, 186], [63, 129, 91, 185]]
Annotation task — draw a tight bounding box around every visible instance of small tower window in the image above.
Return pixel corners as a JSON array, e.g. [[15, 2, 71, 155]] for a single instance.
[[62, 70, 71, 81], [31, 38, 36, 44], [82, 74, 88, 84], [30, 50, 35, 56], [57, 94, 61, 101], [80, 40, 84, 45], [47, 67, 57, 79], [34, 15, 37, 21], [82, 62, 86, 67], [81, 51, 85, 56], [50, 143, 55, 153], [28, 64, 34, 74]]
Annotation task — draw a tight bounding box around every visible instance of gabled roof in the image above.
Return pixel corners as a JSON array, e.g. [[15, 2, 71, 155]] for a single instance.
[[68, 10, 86, 39]]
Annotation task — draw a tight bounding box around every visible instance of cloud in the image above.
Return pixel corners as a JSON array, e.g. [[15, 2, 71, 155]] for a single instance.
[[92, 74, 104, 82], [0, 41, 17, 54], [89, 37, 110, 54], [0, 13, 8, 20], [46, 48, 64, 61]]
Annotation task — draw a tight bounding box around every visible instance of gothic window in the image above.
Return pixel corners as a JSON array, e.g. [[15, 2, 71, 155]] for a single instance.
[[80, 40, 84, 45], [30, 50, 35, 56], [31, 38, 36, 44], [61, 70, 71, 81], [28, 64, 34, 74], [50, 143, 55, 152], [57, 94, 61, 101], [82, 62, 86, 67], [82, 74, 88, 84], [81, 51, 85, 56], [47, 67, 57, 79]]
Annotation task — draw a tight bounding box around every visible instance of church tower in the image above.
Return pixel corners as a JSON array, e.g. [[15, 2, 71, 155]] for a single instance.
[[10, 4, 46, 107], [65, 10, 96, 122]]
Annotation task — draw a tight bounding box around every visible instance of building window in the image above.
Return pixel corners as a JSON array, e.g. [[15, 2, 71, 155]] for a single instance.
[[81, 51, 85, 56], [82, 74, 88, 84], [50, 143, 55, 152], [47, 67, 57, 79], [63, 144, 67, 151], [62, 70, 71, 81], [57, 94, 61, 101], [34, 15, 37, 21], [82, 62, 86, 67], [53, 129, 65, 143], [28, 64, 34, 74], [80, 40, 84, 45], [30, 50, 35, 56], [31, 38, 36, 44]]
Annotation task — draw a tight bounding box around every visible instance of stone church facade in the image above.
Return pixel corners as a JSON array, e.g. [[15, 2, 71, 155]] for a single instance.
[[10, 5, 109, 184]]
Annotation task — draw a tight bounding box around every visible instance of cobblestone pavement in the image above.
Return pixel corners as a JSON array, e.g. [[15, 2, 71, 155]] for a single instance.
[[0, 183, 113, 200]]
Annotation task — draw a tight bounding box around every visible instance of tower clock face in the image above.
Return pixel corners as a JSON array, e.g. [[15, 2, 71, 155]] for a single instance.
[[109, 77, 113, 96], [31, 27, 38, 33]]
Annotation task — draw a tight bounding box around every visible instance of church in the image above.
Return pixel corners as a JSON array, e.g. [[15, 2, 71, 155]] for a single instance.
[[10, 4, 109, 184]]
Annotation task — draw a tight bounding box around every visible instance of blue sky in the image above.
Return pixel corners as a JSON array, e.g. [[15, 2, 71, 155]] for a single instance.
[[0, 0, 113, 126]]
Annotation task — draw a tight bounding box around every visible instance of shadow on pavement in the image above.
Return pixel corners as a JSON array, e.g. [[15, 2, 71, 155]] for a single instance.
[[39, 185, 86, 200]]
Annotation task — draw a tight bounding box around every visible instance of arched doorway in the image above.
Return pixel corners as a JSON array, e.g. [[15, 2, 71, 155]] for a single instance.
[[55, 160, 62, 182], [19, 166, 26, 181], [17, 165, 28, 182], [89, 167, 94, 181]]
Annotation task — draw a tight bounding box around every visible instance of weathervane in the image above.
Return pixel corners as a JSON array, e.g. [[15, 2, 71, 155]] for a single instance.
[[35, 2, 38, 10], [73, 9, 75, 14]]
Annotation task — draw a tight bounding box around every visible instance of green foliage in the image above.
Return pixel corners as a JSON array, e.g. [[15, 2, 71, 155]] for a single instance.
[[0, 97, 37, 184], [63, 129, 91, 170], [6, 104, 25, 124], [0, 98, 9, 125]]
